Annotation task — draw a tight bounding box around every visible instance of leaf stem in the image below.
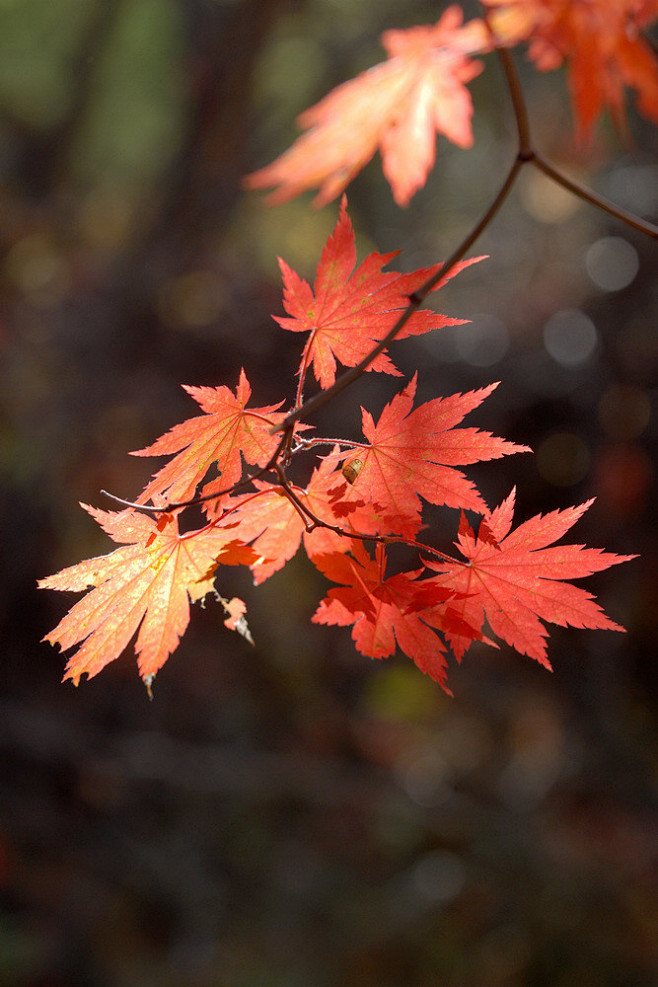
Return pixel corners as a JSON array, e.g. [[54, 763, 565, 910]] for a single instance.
[[295, 436, 365, 451], [295, 334, 315, 408]]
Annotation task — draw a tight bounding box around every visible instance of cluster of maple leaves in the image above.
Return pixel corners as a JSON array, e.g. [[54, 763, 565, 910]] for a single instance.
[[41, 0, 655, 693]]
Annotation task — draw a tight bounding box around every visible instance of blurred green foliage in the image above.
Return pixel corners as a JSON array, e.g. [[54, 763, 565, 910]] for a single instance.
[[0, 0, 95, 127]]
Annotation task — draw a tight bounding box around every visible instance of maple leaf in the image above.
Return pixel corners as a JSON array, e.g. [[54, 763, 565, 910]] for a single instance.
[[485, 0, 658, 138], [329, 374, 529, 533], [423, 488, 636, 665], [275, 197, 484, 389], [39, 507, 256, 685], [312, 540, 487, 693], [244, 6, 489, 206], [131, 369, 286, 508], [219, 480, 325, 586]]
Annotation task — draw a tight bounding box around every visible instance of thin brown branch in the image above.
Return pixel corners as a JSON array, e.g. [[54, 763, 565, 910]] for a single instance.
[[532, 153, 658, 238], [495, 43, 532, 156]]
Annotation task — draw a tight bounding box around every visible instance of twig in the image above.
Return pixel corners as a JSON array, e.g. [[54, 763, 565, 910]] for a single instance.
[[274, 465, 317, 530], [532, 153, 658, 238], [495, 45, 532, 156], [102, 433, 289, 514], [273, 469, 464, 565]]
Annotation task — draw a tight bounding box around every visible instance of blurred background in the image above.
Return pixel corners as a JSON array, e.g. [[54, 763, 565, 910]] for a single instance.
[[1, 1, 657, 984]]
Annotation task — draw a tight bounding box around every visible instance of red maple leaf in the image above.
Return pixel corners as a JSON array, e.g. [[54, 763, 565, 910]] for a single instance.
[[131, 369, 286, 508], [485, 0, 658, 138], [312, 540, 486, 693], [275, 197, 484, 389], [39, 507, 255, 685], [423, 488, 636, 665], [328, 374, 529, 533], [244, 7, 489, 206]]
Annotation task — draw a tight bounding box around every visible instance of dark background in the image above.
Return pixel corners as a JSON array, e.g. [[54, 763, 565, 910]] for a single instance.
[[1, 1, 657, 984]]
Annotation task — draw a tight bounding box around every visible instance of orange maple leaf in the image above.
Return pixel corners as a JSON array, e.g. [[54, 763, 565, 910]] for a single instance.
[[131, 369, 286, 508], [485, 0, 658, 138], [422, 488, 636, 665], [328, 374, 530, 533], [217, 460, 345, 585], [276, 197, 484, 389], [39, 507, 255, 685], [244, 6, 488, 206]]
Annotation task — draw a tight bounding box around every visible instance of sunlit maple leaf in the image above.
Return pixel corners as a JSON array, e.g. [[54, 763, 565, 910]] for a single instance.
[[218, 472, 334, 586], [275, 197, 484, 389], [244, 6, 489, 206], [39, 507, 256, 685], [131, 369, 286, 508], [485, 0, 658, 138], [312, 540, 487, 692], [328, 374, 530, 533], [423, 488, 636, 665]]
